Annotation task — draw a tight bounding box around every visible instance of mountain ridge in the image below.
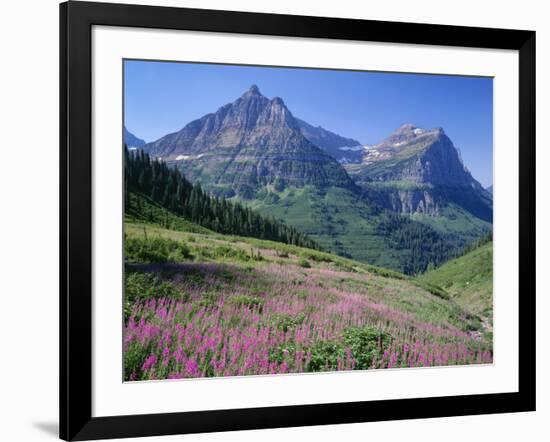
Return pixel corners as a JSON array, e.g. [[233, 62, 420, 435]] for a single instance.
[[143, 85, 356, 196], [137, 87, 490, 273], [350, 124, 483, 188], [295, 118, 363, 163], [345, 124, 492, 223], [124, 126, 146, 149]]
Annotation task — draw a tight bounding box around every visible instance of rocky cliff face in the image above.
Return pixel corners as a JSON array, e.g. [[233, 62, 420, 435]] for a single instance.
[[389, 190, 440, 215], [357, 125, 479, 187], [347, 124, 492, 220], [143, 85, 355, 196]]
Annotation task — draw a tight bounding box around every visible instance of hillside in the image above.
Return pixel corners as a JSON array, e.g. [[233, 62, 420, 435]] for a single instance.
[[420, 241, 493, 324], [124, 217, 492, 380], [125, 147, 318, 249], [125, 190, 213, 234], [248, 185, 463, 274]]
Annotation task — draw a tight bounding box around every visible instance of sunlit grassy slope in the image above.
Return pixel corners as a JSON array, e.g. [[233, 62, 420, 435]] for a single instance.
[[411, 203, 491, 243], [125, 217, 486, 338], [124, 217, 492, 380], [246, 185, 408, 270], [420, 241, 493, 323]]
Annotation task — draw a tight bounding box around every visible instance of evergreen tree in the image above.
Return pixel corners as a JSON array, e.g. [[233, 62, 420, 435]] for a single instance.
[[124, 147, 318, 250]]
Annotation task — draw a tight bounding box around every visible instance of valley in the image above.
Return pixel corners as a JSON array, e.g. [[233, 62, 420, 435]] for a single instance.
[[132, 85, 492, 274], [122, 76, 494, 380]]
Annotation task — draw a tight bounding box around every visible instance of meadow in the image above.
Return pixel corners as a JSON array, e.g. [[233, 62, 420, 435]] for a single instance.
[[123, 221, 492, 381]]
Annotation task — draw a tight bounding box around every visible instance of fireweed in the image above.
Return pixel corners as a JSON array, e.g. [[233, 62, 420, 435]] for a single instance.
[[124, 262, 492, 381]]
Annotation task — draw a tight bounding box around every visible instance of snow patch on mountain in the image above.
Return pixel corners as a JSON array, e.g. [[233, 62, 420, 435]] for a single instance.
[[175, 154, 206, 161], [339, 145, 366, 152]]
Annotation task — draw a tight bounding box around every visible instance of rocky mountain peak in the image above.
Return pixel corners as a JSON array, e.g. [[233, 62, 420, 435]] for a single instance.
[[271, 96, 285, 106], [382, 124, 427, 146], [351, 123, 486, 193], [242, 84, 262, 98], [141, 86, 356, 193], [395, 123, 418, 132]]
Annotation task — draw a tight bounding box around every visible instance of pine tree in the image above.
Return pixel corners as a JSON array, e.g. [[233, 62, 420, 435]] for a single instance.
[[124, 150, 318, 250]]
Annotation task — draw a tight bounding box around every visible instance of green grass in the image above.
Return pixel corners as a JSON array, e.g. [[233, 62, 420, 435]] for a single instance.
[[411, 203, 491, 243], [125, 235, 193, 263], [419, 241, 493, 323], [125, 220, 482, 333], [246, 185, 408, 270]]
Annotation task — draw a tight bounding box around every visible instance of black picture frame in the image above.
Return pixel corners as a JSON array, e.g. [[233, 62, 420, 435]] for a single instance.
[[60, 1, 536, 440]]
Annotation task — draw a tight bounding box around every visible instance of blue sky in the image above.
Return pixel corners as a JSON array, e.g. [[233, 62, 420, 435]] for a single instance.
[[124, 60, 493, 187]]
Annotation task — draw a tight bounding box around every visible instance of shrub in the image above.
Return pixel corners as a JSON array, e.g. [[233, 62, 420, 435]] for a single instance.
[[125, 236, 192, 263], [343, 326, 391, 369], [194, 292, 219, 310], [125, 342, 154, 381], [249, 248, 264, 261], [303, 252, 332, 263], [306, 340, 345, 372], [267, 313, 306, 333], [298, 258, 311, 268], [212, 245, 250, 262], [125, 272, 183, 302], [331, 261, 356, 273], [227, 295, 264, 311], [269, 343, 297, 365], [125, 272, 186, 321]]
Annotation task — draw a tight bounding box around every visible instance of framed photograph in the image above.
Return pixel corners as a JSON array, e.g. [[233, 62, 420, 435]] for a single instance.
[[60, 1, 536, 440]]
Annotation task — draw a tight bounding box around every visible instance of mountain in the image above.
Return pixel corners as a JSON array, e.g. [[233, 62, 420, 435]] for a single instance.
[[295, 118, 364, 163], [141, 89, 478, 274], [486, 185, 493, 194], [420, 239, 493, 326], [143, 85, 354, 197], [344, 124, 492, 242], [347, 124, 486, 189], [124, 127, 146, 149]]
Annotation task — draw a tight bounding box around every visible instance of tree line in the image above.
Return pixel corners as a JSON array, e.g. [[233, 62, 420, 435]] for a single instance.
[[125, 147, 318, 249], [376, 213, 462, 275]]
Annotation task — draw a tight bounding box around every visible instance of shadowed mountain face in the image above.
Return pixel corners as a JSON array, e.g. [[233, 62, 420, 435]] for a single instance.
[[345, 124, 492, 223], [295, 118, 363, 163], [124, 127, 146, 149], [143, 85, 355, 196]]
